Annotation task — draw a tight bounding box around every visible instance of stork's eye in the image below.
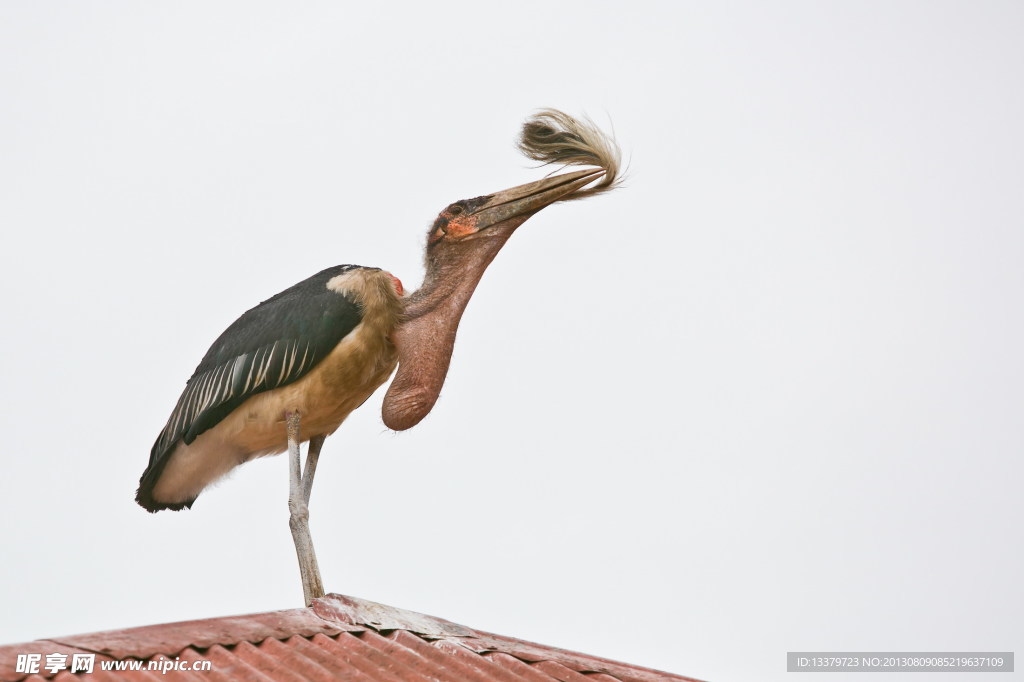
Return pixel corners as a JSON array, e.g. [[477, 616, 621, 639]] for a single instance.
[[449, 204, 464, 216]]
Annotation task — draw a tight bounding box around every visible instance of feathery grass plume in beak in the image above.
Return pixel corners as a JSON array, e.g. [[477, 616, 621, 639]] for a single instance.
[[517, 108, 622, 200]]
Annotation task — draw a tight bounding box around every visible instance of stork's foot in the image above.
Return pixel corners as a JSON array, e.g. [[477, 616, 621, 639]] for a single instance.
[[286, 411, 325, 606]]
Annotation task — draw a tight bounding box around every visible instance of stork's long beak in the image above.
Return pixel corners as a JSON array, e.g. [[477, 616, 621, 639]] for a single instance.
[[470, 168, 606, 230]]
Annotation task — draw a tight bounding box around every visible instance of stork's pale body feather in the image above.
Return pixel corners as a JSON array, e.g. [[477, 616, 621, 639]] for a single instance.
[[146, 268, 402, 508]]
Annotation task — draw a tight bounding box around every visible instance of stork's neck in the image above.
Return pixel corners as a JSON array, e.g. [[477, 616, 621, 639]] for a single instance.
[[401, 260, 484, 323], [382, 229, 515, 431]]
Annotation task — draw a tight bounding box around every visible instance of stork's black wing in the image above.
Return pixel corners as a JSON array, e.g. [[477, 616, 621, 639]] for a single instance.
[[139, 265, 365, 503]]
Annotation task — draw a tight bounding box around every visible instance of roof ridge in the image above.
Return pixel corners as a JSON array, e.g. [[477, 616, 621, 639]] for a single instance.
[[312, 594, 476, 638]]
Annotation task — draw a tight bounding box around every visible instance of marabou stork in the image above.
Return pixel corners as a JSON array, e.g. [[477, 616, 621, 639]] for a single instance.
[[137, 110, 621, 605]]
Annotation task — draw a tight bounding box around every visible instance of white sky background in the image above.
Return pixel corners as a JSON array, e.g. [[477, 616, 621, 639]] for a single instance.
[[1, 2, 1022, 680]]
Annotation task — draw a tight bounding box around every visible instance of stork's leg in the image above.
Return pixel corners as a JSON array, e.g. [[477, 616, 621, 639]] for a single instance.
[[302, 434, 325, 505], [286, 411, 325, 606]]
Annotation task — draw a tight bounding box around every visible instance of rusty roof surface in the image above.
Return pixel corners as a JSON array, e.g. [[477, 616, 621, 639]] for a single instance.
[[0, 594, 700, 682]]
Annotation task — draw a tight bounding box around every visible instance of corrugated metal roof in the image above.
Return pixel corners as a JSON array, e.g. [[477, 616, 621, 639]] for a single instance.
[[0, 594, 700, 682]]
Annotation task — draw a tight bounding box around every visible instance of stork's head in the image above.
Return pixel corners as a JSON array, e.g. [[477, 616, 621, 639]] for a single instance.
[[427, 168, 605, 248], [418, 168, 605, 290]]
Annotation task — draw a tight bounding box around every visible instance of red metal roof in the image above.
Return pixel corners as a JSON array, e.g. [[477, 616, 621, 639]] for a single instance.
[[0, 594, 700, 681]]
